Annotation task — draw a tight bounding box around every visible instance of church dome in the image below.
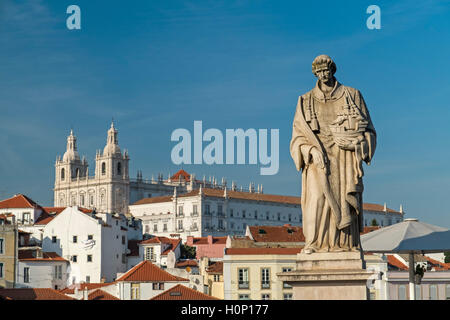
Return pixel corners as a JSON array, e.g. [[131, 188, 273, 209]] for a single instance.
[[63, 130, 81, 162], [103, 122, 122, 156]]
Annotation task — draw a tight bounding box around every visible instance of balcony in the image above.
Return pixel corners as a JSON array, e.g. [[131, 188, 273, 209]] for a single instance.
[[191, 212, 199, 217], [238, 282, 249, 289], [190, 226, 198, 231], [261, 282, 270, 289]]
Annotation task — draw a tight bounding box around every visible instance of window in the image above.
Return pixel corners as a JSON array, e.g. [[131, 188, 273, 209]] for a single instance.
[[205, 204, 210, 215], [153, 224, 158, 232], [54, 266, 60, 279], [261, 268, 270, 289], [0, 263, 3, 278], [52, 236, 57, 243], [218, 219, 224, 230], [218, 204, 223, 215], [214, 274, 220, 282], [152, 283, 164, 290], [86, 276, 90, 283], [0, 238, 3, 254], [178, 206, 184, 216], [87, 235, 93, 240], [80, 194, 85, 206], [288, 214, 292, 222], [117, 162, 122, 175], [446, 285, 450, 300], [58, 265, 62, 280], [230, 209, 233, 217], [261, 294, 270, 300], [282, 268, 293, 288], [430, 285, 438, 300], [122, 236, 126, 245], [193, 205, 198, 215], [61, 168, 65, 180], [131, 283, 140, 300], [145, 225, 149, 233], [277, 213, 281, 221], [178, 220, 183, 231], [266, 211, 269, 220], [230, 222, 235, 229], [145, 247, 155, 261], [87, 255, 92, 262], [102, 162, 106, 175], [415, 285, 422, 300], [283, 293, 293, 300], [90, 195, 94, 206], [254, 210, 258, 219], [73, 236, 77, 243], [242, 210, 246, 218], [24, 267, 30, 283], [163, 224, 167, 232], [23, 212, 31, 224], [238, 268, 249, 289], [398, 285, 406, 300], [238, 294, 250, 300], [122, 254, 126, 264]]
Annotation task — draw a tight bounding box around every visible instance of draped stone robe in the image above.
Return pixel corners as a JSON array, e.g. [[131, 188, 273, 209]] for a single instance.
[[290, 81, 376, 253]]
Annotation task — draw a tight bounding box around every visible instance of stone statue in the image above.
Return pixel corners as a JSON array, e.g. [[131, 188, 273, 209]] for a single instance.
[[290, 55, 376, 254]]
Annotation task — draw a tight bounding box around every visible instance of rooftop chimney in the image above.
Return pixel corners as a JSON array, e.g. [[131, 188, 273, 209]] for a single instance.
[[207, 235, 213, 245]]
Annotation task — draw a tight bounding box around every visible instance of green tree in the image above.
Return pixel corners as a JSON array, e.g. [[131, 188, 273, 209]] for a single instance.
[[444, 252, 450, 263], [371, 219, 379, 227], [180, 244, 196, 259]]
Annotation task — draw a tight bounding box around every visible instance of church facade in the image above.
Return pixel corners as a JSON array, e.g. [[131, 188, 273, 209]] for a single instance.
[[53, 123, 249, 214]]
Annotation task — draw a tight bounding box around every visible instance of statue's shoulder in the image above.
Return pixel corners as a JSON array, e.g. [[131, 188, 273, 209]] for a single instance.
[[340, 84, 361, 97], [299, 88, 314, 100]]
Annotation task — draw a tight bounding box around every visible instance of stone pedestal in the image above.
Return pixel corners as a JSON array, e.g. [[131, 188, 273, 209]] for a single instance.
[[277, 252, 375, 300]]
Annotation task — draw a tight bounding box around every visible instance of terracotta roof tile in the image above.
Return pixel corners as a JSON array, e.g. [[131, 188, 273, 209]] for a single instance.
[[0, 194, 44, 210], [35, 207, 94, 225], [88, 289, 119, 300], [151, 284, 219, 300], [18, 250, 68, 262], [206, 261, 223, 274], [175, 260, 198, 268], [116, 260, 189, 282], [387, 255, 408, 270], [140, 237, 181, 256], [190, 236, 228, 245], [363, 203, 402, 214], [424, 256, 450, 270], [0, 288, 75, 300], [60, 283, 112, 294], [249, 225, 305, 242], [361, 226, 382, 234], [170, 169, 192, 182], [225, 247, 302, 255]]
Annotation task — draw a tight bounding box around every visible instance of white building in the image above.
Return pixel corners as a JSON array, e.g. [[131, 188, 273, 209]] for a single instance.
[[16, 248, 69, 290], [53, 125, 252, 214], [41, 206, 131, 283], [130, 186, 404, 241]]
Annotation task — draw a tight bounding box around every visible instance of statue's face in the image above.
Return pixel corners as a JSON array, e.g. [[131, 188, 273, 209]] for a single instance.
[[315, 66, 333, 84]]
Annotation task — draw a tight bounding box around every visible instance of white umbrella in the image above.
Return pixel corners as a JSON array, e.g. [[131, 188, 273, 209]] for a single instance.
[[361, 218, 450, 300]]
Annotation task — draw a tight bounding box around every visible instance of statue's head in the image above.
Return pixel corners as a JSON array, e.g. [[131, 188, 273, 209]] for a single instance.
[[312, 54, 336, 84]]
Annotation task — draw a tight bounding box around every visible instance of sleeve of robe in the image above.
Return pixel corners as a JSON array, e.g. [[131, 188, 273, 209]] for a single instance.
[[290, 95, 315, 171], [352, 90, 377, 164]]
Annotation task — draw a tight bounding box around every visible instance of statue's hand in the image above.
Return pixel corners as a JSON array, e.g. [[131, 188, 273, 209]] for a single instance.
[[310, 147, 325, 170]]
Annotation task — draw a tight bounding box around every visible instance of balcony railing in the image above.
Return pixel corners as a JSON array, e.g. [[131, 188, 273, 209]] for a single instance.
[[191, 212, 199, 217], [238, 282, 249, 289], [261, 282, 270, 289]]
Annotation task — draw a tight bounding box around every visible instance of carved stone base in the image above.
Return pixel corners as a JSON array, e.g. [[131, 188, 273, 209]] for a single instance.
[[277, 252, 374, 300]]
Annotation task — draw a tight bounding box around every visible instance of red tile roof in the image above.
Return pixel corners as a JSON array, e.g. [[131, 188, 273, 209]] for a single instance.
[[140, 237, 181, 256], [225, 247, 302, 255], [363, 203, 402, 214], [0, 288, 75, 300], [18, 250, 68, 262], [34, 206, 94, 225], [60, 283, 112, 294], [424, 256, 450, 271], [88, 289, 119, 300], [170, 169, 192, 182], [0, 194, 44, 210], [150, 284, 219, 300], [116, 261, 189, 282], [190, 236, 228, 245], [249, 225, 305, 242], [361, 226, 382, 234], [206, 261, 223, 274], [387, 255, 408, 270], [175, 260, 198, 268]]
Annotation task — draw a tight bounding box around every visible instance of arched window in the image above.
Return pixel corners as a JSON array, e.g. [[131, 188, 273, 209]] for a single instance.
[[61, 168, 65, 180], [102, 162, 106, 175], [117, 162, 122, 175]]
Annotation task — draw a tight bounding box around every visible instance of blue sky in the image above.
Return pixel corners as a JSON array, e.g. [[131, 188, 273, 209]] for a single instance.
[[0, 0, 449, 227]]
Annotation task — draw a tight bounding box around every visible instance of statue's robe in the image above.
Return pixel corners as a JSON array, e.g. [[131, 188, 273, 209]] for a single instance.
[[290, 80, 376, 252]]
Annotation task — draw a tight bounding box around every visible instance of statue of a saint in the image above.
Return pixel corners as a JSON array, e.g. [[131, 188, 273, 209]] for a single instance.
[[290, 55, 376, 254]]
